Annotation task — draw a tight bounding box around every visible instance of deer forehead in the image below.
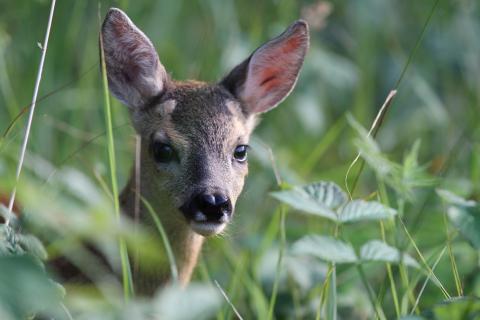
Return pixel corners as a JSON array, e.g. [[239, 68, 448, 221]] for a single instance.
[[148, 87, 255, 153]]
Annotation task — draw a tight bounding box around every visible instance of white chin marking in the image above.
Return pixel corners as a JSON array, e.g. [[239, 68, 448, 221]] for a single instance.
[[190, 221, 226, 237]]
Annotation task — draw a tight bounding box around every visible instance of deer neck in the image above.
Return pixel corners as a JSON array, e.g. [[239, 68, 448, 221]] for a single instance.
[[120, 165, 204, 294]]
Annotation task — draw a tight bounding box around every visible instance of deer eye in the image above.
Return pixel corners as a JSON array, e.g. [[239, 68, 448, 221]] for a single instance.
[[151, 141, 175, 163], [233, 145, 248, 162]]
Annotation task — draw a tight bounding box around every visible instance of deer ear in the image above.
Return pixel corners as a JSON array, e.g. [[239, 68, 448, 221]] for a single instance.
[[221, 20, 309, 114], [101, 8, 168, 109]]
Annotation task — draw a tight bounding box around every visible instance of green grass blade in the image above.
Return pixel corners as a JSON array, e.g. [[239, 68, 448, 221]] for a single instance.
[[326, 264, 337, 320], [6, 0, 57, 225], [267, 205, 287, 320], [410, 246, 447, 314], [141, 196, 179, 283], [377, 181, 402, 318], [346, 0, 440, 197], [442, 206, 463, 296], [99, 26, 133, 300], [214, 280, 244, 320], [301, 115, 346, 176], [399, 218, 450, 299]]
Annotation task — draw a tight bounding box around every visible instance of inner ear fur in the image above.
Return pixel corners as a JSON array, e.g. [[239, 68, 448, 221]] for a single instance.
[[101, 8, 169, 109], [220, 20, 309, 115]]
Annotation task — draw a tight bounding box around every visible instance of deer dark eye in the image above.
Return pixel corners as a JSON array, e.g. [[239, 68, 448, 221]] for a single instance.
[[151, 141, 175, 163], [233, 145, 248, 162]]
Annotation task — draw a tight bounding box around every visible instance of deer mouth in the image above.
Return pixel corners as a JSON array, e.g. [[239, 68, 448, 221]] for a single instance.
[[189, 220, 227, 237]]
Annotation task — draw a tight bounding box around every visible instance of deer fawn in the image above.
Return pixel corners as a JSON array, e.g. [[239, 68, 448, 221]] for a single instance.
[[100, 8, 309, 294]]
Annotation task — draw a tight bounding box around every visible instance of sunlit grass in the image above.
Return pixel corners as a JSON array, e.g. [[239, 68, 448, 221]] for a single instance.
[[0, 0, 479, 319], [99, 23, 133, 300]]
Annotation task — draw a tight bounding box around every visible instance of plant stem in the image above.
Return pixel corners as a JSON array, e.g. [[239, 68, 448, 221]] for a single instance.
[[141, 197, 179, 283], [99, 24, 133, 300], [356, 264, 387, 320], [346, 0, 440, 198], [442, 208, 463, 296], [399, 218, 450, 299], [267, 205, 287, 320], [377, 180, 401, 318], [7, 0, 57, 224]]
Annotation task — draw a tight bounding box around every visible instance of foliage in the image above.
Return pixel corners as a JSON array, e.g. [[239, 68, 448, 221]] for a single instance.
[[0, 0, 480, 319]]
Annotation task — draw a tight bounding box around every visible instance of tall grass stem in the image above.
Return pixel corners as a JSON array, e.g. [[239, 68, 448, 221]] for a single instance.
[[7, 0, 57, 225], [399, 218, 450, 299], [141, 197, 179, 283], [99, 17, 133, 300], [345, 90, 397, 198], [214, 280, 244, 320], [442, 210, 462, 296], [267, 205, 287, 320]]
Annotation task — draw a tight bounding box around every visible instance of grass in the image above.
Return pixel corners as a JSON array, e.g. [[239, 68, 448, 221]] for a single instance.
[[5, 0, 57, 224], [141, 196, 179, 283], [1, 0, 480, 319], [99, 21, 133, 300]]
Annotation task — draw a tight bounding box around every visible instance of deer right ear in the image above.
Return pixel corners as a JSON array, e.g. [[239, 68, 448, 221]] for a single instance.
[[101, 8, 168, 109], [220, 20, 309, 115]]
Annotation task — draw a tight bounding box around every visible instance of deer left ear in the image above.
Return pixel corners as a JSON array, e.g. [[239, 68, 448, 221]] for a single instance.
[[221, 20, 309, 115]]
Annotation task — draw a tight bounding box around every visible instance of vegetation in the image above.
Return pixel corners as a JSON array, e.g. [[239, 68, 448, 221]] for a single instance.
[[1, 0, 479, 319]]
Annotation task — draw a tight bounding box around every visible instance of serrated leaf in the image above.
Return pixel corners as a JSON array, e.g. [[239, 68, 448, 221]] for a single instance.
[[271, 181, 347, 221], [338, 200, 397, 223], [360, 240, 419, 268], [0, 225, 24, 256], [271, 188, 337, 221], [291, 235, 357, 264], [16, 234, 48, 261], [303, 181, 347, 209]]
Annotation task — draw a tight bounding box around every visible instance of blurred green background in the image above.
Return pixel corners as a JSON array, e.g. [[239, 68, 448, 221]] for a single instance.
[[0, 0, 479, 319]]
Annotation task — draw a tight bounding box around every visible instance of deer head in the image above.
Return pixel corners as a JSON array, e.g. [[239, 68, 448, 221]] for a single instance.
[[101, 8, 309, 237]]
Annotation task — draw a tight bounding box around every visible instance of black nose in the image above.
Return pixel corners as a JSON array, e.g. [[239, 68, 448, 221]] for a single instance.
[[200, 194, 228, 207], [181, 193, 232, 223]]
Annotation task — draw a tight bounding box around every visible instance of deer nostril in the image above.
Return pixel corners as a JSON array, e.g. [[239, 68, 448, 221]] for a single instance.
[[201, 194, 216, 206], [199, 193, 229, 208], [213, 194, 228, 206], [191, 193, 232, 222]]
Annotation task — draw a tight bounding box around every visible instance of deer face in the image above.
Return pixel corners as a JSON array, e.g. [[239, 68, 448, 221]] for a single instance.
[[101, 8, 309, 236]]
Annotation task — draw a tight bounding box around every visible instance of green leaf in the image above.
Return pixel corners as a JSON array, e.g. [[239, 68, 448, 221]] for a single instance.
[[347, 114, 397, 177], [0, 225, 24, 256], [302, 181, 348, 209], [437, 189, 477, 207], [396, 140, 437, 198], [154, 283, 222, 320], [425, 297, 480, 320], [271, 181, 347, 221], [338, 200, 397, 223], [0, 256, 63, 319], [16, 234, 48, 261], [360, 240, 419, 268], [291, 235, 357, 264], [437, 189, 480, 249], [447, 203, 480, 249]]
